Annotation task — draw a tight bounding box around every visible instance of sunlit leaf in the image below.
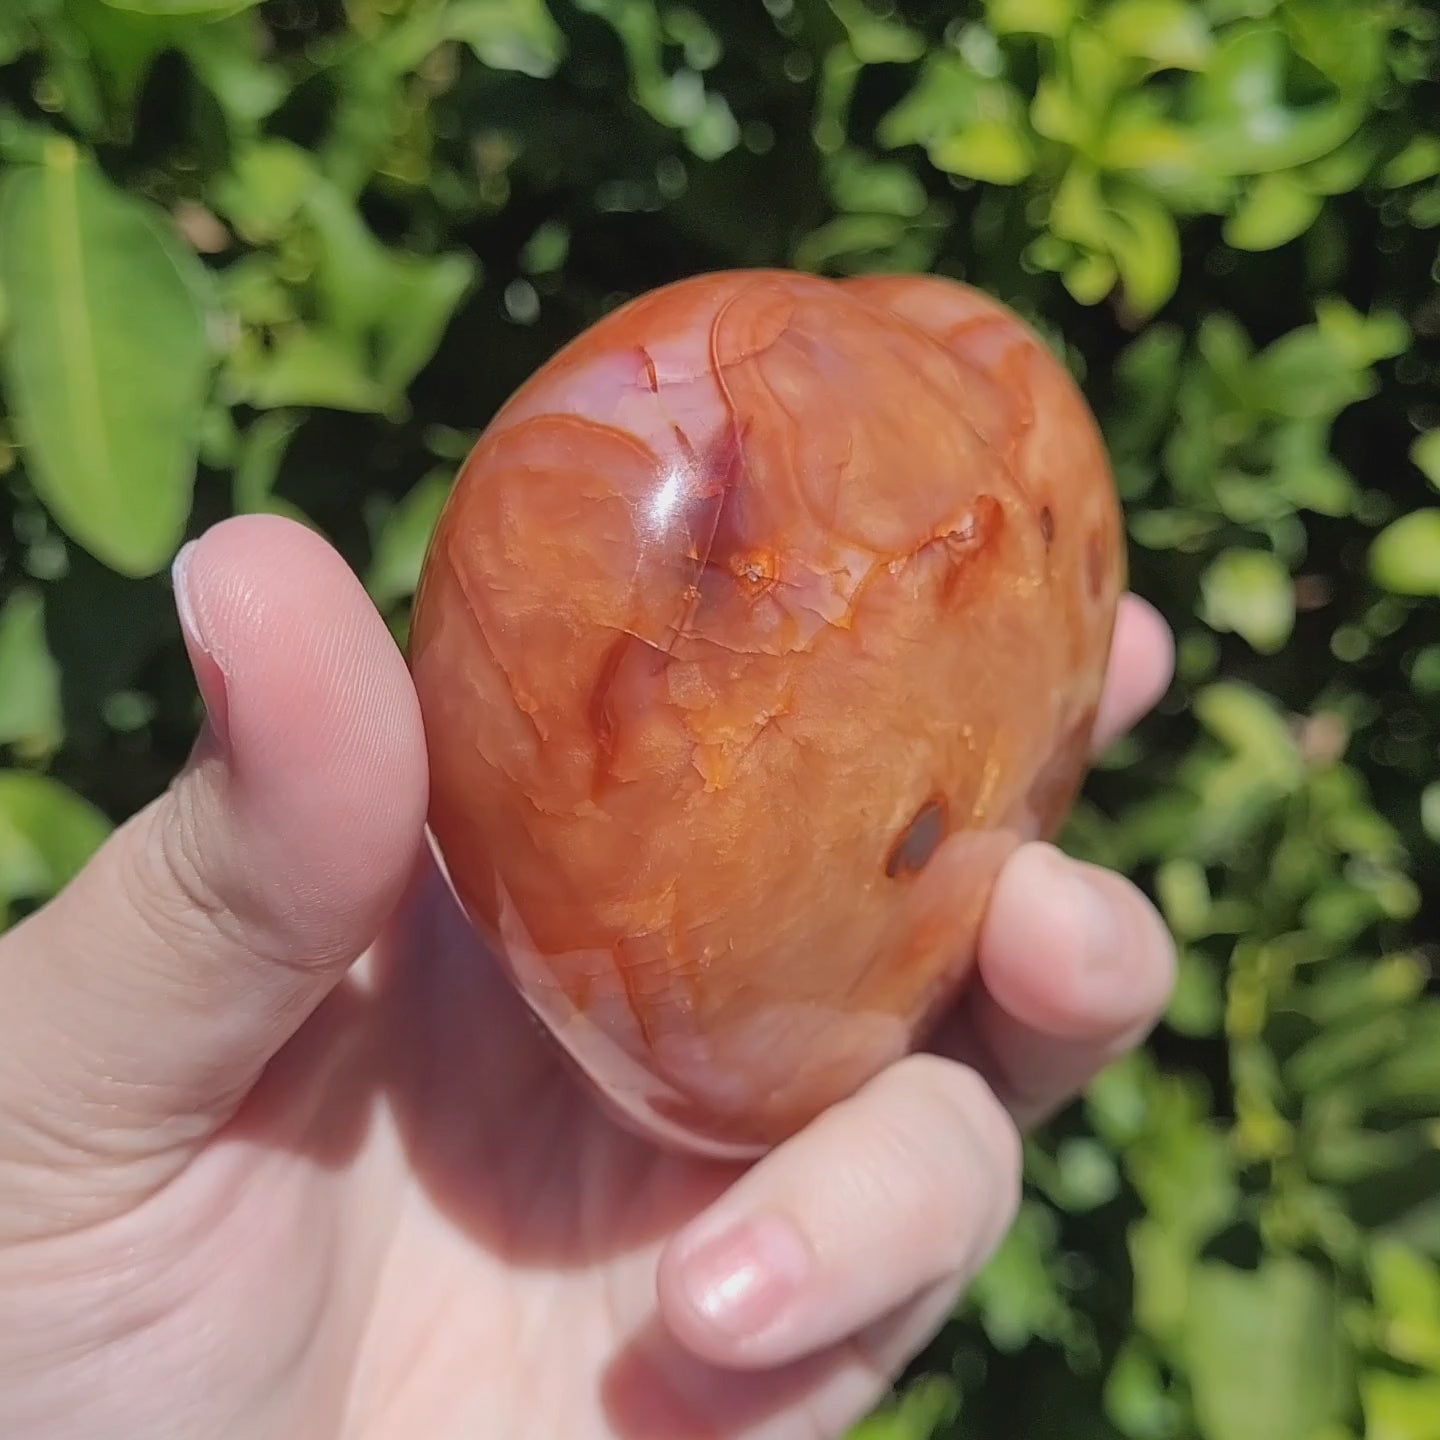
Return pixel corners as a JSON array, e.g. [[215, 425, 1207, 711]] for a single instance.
[[1186, 24, 1364, 175], [1423, 784, 1440, 845], [828, 0, 925, 64], [1193, 681, 1302, 787], [1106, 181, 1181, 314], [1184, 1257, 1350, 1440], [1225, 172, 1322, 250], [988, 0, 1079, 38], [1100, 0, 1213, 69], [212, 140, 318, 244], [445, 0, 566, 78], [0, 590, 63, 760], [99, 0, 262, 13], [231, 410, 309, 524], [0, 770, 111, 910], [1382, 135, 1440, 188], [1064, 250, 1119, 304], [930, 120, 1035, 184], [1369, 511, 1440, 597], [1370, 1240, 1440, 1370], [969, 1203, 1073, 1349], [0, 139, 214, 577], [180, 15, 291, 133], [1361, 1371, 1440, 1440], [366, 470, 453, 612], [827, 151, 928, 217], [1411, 430, 1440, 492], [1200, 548, 1295, 653]]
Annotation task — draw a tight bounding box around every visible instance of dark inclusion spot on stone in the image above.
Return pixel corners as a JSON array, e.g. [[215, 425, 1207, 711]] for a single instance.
[[885, 798, 948, 879], [1039, 506, 1055, 546]]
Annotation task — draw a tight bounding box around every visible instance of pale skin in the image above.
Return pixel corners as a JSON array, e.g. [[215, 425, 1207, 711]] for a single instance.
[[0, 515, 1177, 1440]]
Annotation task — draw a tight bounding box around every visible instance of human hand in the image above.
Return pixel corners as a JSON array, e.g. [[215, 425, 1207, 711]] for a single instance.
[[0, 515, 1175, 1440]]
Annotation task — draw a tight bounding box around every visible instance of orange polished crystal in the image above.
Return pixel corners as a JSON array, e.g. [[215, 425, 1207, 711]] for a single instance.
[[408, 270, 1124, 1157]]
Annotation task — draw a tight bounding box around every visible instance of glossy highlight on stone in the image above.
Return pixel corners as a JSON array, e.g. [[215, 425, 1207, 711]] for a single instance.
[[408, 269, 1125, 1157]]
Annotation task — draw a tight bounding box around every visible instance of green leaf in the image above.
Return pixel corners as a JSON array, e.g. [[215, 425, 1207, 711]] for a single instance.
[[1105, 1340, 1181, 1440], [1033, 24, 1125, 147], [1272, 419, 1359, 515], [1370, 1239, 1440, 1369], [180, 16, 291, 134], [930, 120, 1035, 184], [1107, 322, 1185, 457], [1049, 167, 1180, 314], [1361, 1372, 1440, 1440], [445, 0, 566, 78], [1168, 947, 1226, 1035], [233, 329, 388, 414], [212, 140, 317, 244], [1302, 130, 1381, 196], [1250, 322, 1379, 421], [303, 183, 478, 406], [1187, 25, 1364, 175], [1411, 430, 1440, 492], [1284, 0, 1387, 95], [1184, 1257, 1350, 1440], [1314, 295, 1409, 369], [847, 1376, 959, 1440], [878, 53, 1030, 180], [1064, 251, 1119, 304], [969, 1202, 1072, 1349], [232, 410, 308, 523], [1369, 511, 1440, 597], [1382, 135, 1440, 188], [63, 0, 181, 120], [223, 174, 478, 415], [1423, 783, 1440, 845], [827, 151, 928, 217], [1105, 182, 1181, 315], [0, 140, 213, 577], [1052, 1136, 1121, 1211], [1156, 857, 1212, 939], [519, 220, 571, 274], [793, 214, 909, 271], [576, 0, 737, 157], [987, 0, 1078, 37], [0, 2, 52, 64], [0, 770, 111, 914], [0, 590, 63, 760], [98, 0, 261, 13], [1225, 172, 1323, 250], [366, 470, 453, 612], [828, 0, 925, 64], [1201, 548, 1296, 653], [1099, 0, 1213, 70], [1193, 681, 1302, 786], [1124, 1077, 1239, 1341]]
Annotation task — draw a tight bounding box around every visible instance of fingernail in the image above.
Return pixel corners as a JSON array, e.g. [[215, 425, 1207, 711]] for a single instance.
[[676, 1216, 811, 1342], [172, 541, 231, 751]]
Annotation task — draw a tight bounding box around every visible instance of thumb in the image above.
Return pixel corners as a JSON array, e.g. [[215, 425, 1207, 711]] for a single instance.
[[0, 516, 428, 1212]]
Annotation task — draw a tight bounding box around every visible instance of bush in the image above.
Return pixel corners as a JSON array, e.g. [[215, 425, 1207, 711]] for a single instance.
[[1, 2, 1437, 1436]]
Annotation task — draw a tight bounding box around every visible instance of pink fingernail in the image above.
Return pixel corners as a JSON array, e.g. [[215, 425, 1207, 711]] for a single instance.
[[677, 1217, 811, 1341], [172, 541, 231, 751]]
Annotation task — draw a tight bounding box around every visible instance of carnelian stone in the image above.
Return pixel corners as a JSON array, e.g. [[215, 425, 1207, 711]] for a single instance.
[[409, 270, 1124, 1156]]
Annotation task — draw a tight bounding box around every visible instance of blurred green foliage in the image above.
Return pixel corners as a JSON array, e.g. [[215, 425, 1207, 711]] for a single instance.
[[1, 1, 1438, 1436]]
